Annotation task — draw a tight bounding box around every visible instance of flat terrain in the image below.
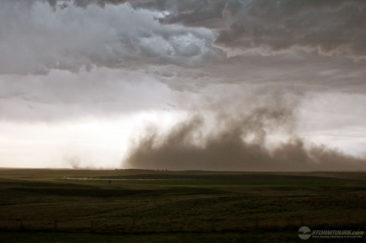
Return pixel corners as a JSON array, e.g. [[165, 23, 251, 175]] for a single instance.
[[0, 169, 365, 242]]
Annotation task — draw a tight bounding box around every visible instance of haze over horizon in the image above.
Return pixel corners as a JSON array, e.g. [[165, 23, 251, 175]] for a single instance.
[[1, 0, 366, 170]]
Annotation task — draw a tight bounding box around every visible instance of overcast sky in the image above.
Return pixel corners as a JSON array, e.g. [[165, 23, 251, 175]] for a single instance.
[[0, 0, 365, 170]]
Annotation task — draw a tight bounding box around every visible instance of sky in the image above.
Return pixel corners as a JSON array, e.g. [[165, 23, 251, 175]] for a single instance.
[[0, 0, 366, 170]]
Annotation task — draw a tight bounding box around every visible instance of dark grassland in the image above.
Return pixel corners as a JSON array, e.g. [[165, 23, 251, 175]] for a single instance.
[[0, 169, 365, 242]]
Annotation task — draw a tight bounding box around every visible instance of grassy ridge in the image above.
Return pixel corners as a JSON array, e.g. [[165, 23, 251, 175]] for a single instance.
[[0, 169, 365, 242]]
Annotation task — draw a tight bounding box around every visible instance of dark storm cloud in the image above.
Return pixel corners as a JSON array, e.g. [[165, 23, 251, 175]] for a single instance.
[[0, 0, 221, 75], [217, 0, 366, 60], [77, 0, 366, 60], [1, 0, 365, 119], [2, 0, 365, 76]]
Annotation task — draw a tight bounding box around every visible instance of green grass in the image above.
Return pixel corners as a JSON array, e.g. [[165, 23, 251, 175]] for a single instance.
[[0, 169, 365, 242]]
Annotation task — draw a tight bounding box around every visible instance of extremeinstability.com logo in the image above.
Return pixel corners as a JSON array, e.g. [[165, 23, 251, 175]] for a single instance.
[[298, 226, 365, 240]]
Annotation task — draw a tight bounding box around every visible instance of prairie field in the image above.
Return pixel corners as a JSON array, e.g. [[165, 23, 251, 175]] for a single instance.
[[0, 169, 365, 242]]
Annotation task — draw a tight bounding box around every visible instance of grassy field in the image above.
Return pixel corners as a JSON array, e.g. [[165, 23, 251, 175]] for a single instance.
[[0, 169, 365, 242]]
